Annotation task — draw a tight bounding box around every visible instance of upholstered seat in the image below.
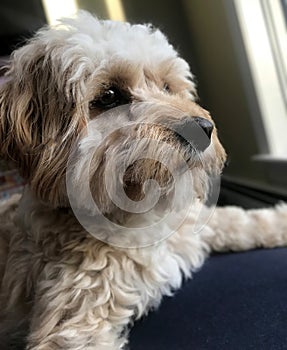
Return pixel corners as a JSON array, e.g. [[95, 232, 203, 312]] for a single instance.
[[130, 248, 287, 350]]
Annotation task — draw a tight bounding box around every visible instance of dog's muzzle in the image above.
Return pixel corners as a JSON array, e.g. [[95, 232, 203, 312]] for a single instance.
[[173, 116, 214, 152]]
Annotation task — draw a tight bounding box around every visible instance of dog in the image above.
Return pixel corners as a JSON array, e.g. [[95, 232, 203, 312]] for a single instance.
[[0, 11, 286, 350]]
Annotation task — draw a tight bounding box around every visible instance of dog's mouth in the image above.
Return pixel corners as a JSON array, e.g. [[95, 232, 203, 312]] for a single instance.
[[106, 125, 213, 203]]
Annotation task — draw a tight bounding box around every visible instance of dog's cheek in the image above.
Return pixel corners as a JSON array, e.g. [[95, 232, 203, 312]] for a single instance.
[[212, 130, 227, 172]]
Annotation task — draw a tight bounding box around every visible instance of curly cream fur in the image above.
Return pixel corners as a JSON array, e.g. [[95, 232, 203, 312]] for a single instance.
[[0, 11, 286, 350]]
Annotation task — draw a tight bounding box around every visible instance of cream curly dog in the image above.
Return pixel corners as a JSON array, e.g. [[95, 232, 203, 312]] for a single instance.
[[0, 11, 286, 350]]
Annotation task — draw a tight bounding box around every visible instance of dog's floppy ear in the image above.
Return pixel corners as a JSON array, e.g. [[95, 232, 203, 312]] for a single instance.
[[0, 68, 41, 174], [0, 40, 84, 206]]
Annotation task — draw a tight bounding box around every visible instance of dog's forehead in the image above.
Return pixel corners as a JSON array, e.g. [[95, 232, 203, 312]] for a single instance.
[[20, 12, 194, 100], [51, 13, 179, 67]]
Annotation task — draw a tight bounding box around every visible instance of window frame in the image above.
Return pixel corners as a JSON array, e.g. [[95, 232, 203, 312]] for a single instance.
[[221, 0, 287, 191], [225, 0, 287, 160]]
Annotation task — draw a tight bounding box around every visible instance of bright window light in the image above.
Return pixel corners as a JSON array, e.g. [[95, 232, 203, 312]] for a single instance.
[[42, 0, 79, 25], [105, 0, 126, 21], [234, 0, 287, 158]]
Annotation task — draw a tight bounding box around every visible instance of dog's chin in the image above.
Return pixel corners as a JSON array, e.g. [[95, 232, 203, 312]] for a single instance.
[[101, 159, 206, 223]]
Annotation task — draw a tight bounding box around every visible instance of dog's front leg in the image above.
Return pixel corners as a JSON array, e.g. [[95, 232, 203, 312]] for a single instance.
[[26, 265, 136, 350], [201, 204, 287, 252]]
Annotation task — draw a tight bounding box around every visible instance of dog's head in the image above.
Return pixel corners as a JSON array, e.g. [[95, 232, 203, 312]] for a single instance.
[[0, 11, 226, 218]]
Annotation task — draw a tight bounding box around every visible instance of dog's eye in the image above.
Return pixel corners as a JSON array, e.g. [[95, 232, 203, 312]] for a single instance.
[[163, 83, 170, 93], [89, 87, 125, 109]]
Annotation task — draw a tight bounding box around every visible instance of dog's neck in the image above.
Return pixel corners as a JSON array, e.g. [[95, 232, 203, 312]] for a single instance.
[[16, 186, 204, 249]]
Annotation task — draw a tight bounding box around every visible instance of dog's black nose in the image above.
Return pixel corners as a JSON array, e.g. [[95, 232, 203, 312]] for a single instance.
[[173, 116, 214, 152], [193, 117, 214, 139]]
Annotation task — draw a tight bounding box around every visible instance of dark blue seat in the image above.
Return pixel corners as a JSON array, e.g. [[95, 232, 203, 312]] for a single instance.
[[129, 248, 287, 350]]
